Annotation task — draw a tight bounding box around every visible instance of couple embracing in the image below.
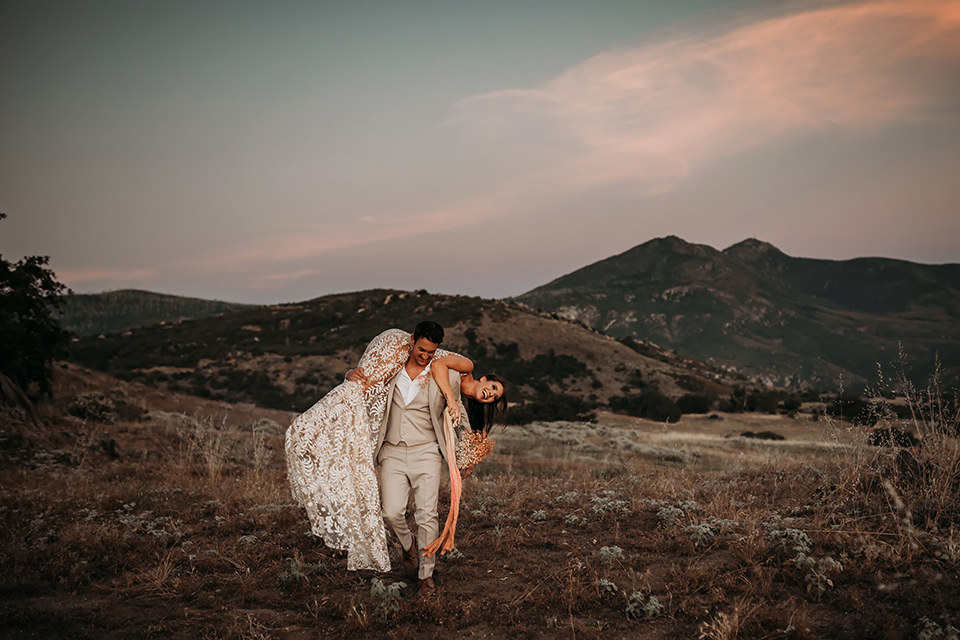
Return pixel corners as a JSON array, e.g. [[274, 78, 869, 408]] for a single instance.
[[284, 321, 507, 597]]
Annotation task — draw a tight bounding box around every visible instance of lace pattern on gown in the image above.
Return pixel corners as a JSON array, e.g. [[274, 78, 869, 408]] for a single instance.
[[284, 328, 452, 571]]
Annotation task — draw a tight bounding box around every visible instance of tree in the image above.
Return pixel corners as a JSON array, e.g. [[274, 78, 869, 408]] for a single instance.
[[608, 389, 681, 423], [0, 213, 71, 397], [676, 393, 714, 414]]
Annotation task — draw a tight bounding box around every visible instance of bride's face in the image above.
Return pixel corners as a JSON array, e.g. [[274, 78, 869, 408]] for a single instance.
[[471, 377, 503, 404]]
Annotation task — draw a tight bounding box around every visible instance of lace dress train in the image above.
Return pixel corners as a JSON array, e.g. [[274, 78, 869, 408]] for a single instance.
[[284, 329, 412, 571]]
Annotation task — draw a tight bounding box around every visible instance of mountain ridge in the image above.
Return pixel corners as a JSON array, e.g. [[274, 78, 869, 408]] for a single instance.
[[515, 237, 960, 388], [60, 289, 257, 336], [62, 238, 960, 394], [67, 288, 737, 418]]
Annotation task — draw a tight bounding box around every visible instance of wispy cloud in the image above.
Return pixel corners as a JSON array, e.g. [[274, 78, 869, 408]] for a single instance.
[[453, 0, 960, 194], [59, 266, 161, 286], [59, 204, 477, 290], [62, 0, 960, 298], [245, 268, 326, 290]]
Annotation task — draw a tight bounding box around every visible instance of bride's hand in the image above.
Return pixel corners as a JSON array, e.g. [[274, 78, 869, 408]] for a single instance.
[[346, 367, 368, 386]]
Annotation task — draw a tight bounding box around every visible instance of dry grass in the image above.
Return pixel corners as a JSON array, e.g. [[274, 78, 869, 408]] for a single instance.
[[1, 368, 958, 639]]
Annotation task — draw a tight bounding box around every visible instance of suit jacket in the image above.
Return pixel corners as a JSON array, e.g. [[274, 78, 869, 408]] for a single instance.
[[375, 369, 468, 462]]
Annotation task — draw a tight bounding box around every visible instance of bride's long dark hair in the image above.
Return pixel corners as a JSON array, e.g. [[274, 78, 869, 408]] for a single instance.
[[465, 373, 508, 433]]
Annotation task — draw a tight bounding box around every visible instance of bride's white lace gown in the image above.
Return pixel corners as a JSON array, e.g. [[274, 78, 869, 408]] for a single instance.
[[284, 328, 450, 571]]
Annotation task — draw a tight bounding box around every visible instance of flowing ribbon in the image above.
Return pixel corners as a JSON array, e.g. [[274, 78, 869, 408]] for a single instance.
[[423, 411, 461, 557]]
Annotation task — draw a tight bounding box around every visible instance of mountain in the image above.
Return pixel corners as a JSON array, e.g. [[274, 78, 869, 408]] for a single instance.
[[59, 289, 257, 336], [67, 288, 736, 417], [514, 237, 960, 388]]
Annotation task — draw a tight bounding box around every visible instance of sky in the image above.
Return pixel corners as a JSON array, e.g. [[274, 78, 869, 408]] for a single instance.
[[2, 0, 959, 304]]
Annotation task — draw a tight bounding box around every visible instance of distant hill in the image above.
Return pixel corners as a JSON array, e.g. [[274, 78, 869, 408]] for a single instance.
[[60, 289, 257, 336], [514, 237, 960, 388], [67, 288, 738, 417]]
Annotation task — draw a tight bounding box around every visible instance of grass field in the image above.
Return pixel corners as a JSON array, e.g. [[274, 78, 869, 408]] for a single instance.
[[1, 367, 958, 639]]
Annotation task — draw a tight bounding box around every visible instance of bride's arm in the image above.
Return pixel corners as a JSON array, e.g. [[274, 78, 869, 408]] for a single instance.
[[431, 355, 474, 423], [346, 328, 410, 387]]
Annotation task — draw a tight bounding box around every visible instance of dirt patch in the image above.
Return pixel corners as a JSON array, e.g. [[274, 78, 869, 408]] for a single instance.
[[1, 370, 957, 639]]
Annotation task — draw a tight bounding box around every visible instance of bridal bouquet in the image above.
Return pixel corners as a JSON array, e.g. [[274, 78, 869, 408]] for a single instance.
[[455, 429, 495, 472]]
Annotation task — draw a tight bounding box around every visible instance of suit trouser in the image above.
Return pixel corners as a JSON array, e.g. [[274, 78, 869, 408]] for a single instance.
[[378, 441, 441, 580]]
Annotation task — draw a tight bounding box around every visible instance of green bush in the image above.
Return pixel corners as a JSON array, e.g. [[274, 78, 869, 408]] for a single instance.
[[507, 392, 597, 425], [826, 392, 872, 424], [608, 390, 681, 423], [676, 393, 713, 414], [66, 392, 117, 423], [746, 390, 780, 414], [0, 212, 71, 397]]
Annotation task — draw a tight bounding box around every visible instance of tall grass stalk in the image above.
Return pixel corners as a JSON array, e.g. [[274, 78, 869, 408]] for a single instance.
[[177, 415, 233, 484], [828, 351, 960, 564], [252, 423, 268, 481]]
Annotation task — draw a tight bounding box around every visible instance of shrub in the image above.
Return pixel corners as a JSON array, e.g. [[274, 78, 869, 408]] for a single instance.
[[868, 426, 919, 447], [782, 394, 803, 413], [745, 390, 780, 414], [478, 345, 591, 395], [0, 213, 71, 397], [826, 392, 872, 424], [276, 557, 323, 589], [626, 592, 663, 619], [608, 390, 681, 423], [596, 578, 618, 595], [719, 386, 747, 413], [741, 430, 785, 441], [67, 392, 117, 423], [676, 393, 713, 414], [918, 617, 960, 640], [507, 392, 596, 425], [370, 578, 406, 620], [598, 545, 624, 565]]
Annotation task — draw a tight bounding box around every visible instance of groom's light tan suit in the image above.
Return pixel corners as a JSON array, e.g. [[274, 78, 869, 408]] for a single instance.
[[375, 369, 465, 581]]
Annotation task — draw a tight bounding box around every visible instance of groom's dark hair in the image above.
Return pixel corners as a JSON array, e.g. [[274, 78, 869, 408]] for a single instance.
[[413, 321, 444, 345]]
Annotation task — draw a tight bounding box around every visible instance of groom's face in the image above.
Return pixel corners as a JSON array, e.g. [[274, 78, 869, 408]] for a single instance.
[[410, 337, 440, 368]]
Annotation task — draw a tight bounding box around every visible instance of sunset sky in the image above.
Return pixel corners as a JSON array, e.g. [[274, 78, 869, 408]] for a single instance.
[[3, 0, 959, 304]]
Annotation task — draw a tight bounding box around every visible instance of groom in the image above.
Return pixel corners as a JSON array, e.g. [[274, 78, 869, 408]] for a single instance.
[[373, 320, 466, 598]]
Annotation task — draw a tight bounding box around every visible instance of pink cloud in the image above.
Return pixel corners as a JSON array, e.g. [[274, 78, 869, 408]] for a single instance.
[[188, 208, 471, 273], [63, 1, 960, 298], [245, 268, 327, 290], [454, 0, 960, 193], [59, 202, 485, 292]]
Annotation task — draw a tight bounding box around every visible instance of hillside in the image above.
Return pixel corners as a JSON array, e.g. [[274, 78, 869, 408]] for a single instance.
[[59, 289, 257, 336], [5, 357, 957, 638], [515, 237, 960, 388], [67, 288, 738, 418]]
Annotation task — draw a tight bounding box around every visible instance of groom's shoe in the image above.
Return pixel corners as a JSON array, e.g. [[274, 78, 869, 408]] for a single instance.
[[417, 576, 436, 599], [402, 543, 419, 575]]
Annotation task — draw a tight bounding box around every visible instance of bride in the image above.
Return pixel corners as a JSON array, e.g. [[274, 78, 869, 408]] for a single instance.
[[284, 323, 507, 571]]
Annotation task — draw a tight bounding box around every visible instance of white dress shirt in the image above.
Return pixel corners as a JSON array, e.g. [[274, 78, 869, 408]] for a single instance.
[[396, 363, 432, 406]]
